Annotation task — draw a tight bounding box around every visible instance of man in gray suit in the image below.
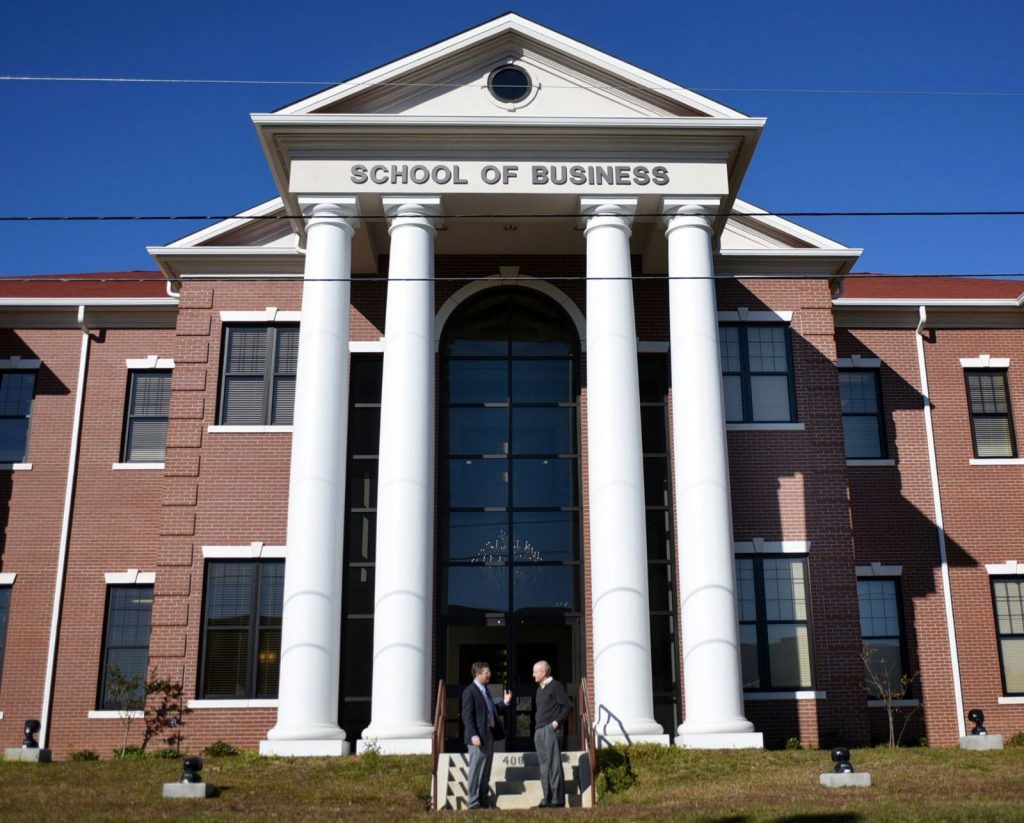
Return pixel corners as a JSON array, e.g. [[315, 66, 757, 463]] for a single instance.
[[532, 660, 570, 808], [461, 661, 512, 809]]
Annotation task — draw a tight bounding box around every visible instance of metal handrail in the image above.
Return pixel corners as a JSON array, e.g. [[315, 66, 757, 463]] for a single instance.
[[431, 678, 446, 811], [578, 677, 597, 807]]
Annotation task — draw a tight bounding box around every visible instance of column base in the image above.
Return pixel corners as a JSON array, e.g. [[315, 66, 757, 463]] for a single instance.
[[959, 734, 1004, 750], [676, 731, 764, 750], [596, 733, 670, 747], [259, 739, 351, 757], [357, 737, 434, 755]]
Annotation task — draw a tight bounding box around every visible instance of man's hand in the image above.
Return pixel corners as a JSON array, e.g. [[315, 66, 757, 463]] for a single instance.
[[471, 735, 481, 747], [551, 721, 559, 730], [503, 690, 513, 705]]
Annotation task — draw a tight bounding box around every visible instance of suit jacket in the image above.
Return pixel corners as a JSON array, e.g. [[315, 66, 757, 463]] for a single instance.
[[461, 682, 504, 745]]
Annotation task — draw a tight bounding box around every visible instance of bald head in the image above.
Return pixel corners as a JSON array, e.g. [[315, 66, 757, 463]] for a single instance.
[[532, 660, 552, 684]]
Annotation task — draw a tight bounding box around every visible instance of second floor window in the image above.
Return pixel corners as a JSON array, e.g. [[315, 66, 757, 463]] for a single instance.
[[839, 369, 886, 459], [219, 326, 298, 426], [122, 371, 171, 462], [965, 369, 1016, 458], [719, 325, 796, 423], [0, 371, 36, 462]]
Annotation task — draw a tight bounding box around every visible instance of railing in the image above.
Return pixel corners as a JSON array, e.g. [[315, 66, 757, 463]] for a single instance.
[[578, 676, 597, 808], [431, 678, 446, 811]]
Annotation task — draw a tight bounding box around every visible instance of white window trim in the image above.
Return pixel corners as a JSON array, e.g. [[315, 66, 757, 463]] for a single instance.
[[734, 539, 810, 555], [0, 463, 32, 471], [125, 355, 175, 370], [0, 572, 16, 585], [744, 690, 825, 701], [112, 462, 164, 471], [856, 562, 903, 578], [104, 569, 156, 585], [220, 308, 300, 323], [726, 422, 805, 432], [718, 308, 793, 323], [207, 425, 293, 434], [867, 699, 919, 708], [836, 355, 882, 369], [88, 710, 144, 720], [985, 560, 1024, 576], [0, 357, 41, 370], [998, 696, 1024, 705], [350, 339, 385, 353], [202, 542, 286, 560], [960, 355, 1010, 369], [969, 458, 1024, 466], [188, 698, 279, 709], [847, 459, 896, 467], [0, 711, 3, 720]]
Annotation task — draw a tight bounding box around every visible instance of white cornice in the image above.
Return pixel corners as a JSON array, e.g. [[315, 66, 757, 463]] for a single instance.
[[714, 249, 862, 278], [253, 114, 765, 130], [833, 297, 1022, 309], [167, 197, 284, 248], [275, 13, 747, 119], [0, 297, 177, 308], [729, 199, 847, 250]]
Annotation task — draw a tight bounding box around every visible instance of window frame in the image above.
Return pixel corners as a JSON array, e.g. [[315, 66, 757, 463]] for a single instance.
[[0, 369, 37, 462], [96, 584, 154, 710], [856, 576, 909, 699], [990, 575, 1024, 696], [217, 325, 299, 426], [736, 554, 815, 691], [120, 369, 172, 463], [838, 368, 887, 459], [719, 323, 798, 424], [0, 584, 11, 688], [198, 559, 284, 700], [965, 368, 1017, 459]]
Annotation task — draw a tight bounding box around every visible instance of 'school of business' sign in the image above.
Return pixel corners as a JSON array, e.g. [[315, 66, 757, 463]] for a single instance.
[[349, 163, 671, 187]]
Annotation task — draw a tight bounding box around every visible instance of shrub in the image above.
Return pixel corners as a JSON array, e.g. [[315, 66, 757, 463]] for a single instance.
[[784, 737, 802, 751], [68, 749, 99, 761], [595, 746, 637, 796], [113, 745, 146, 760], [1006, 732, 1024, 748], [203, 740, 240, 757], [150, 748, 183, 759]]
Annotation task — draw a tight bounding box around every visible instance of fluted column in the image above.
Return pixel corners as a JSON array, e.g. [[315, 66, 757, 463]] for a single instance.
[[262, 198, 359, 757], [663, 198, 762, 749], [359, 197, 440, 754], [583, 197, 668, 745]]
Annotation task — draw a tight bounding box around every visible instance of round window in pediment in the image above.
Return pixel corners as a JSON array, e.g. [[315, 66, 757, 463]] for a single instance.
[[488, 65, 532, 104]]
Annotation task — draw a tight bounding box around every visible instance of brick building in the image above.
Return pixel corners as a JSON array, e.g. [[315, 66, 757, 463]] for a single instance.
[[0, 15, 1021, 758]]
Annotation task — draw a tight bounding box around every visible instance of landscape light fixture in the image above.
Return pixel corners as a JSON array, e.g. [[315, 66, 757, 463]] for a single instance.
[[967, 709, 987, 736], [830, 747, 854, 774], [180, 756, 204, 784], [22, 719, 40, 749]]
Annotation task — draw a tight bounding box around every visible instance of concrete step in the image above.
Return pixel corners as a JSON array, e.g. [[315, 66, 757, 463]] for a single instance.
[[436, 751, 594, 810]]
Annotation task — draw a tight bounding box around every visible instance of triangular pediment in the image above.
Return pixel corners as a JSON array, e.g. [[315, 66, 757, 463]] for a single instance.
[[278, 13, 745, 119]]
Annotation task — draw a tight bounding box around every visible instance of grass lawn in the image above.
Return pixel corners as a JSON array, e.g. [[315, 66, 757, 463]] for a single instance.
[[1, 745, 1022, 821]]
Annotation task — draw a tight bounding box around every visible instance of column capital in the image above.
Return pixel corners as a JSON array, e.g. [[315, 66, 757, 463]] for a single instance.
[[382, 196, 442, 235], [580, 197, 637, 239], [298, 196, 361, 230], [661, 197, 721, 232]]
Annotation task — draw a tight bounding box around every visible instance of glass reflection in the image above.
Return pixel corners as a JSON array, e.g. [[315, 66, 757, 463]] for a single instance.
[[511, 360, 572, 403], [449, 459, 508, 508], [511, 407, 572, 455], [448, 360, 508, 403], [512, 512, 574, 563], [513, 566, 576, 612], [449, 407, 508, 455], [512, 459, 575, 508]]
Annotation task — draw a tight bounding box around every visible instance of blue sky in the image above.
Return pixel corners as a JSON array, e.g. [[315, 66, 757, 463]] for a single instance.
[[1, 0, 1022, 277]]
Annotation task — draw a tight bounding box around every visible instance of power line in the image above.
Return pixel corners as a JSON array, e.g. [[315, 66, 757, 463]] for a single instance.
[[3, 75, 1024, 98], [2, 210, 1024, 222]]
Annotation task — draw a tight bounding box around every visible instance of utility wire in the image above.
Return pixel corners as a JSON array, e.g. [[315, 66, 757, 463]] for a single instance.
[[3, 74, 1024, 98], [2, 211, 1024, 221]]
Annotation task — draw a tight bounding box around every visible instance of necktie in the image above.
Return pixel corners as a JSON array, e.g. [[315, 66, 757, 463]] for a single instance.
[[481, 685, 495, 727]]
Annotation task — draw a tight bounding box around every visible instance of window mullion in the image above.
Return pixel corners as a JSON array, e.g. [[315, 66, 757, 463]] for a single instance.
[[752, 558, 771, 689]]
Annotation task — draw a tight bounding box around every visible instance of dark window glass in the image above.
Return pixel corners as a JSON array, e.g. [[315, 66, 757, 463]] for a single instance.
[[219, 326, 298, 425], [992, 577, 1024, 695], [736, 556, 813, 690], [512, 566, 576, 612], [0, 371, 36, 462], [122, 370, 171, 462], [0, 585, 11, 687], [966, 370, 1017, 458], [490, 66, 532, 104], [200, 561, 283, 698], [448, 566, 510, 613], [98, 585, 154, 709], [449, 407, 508, 455], [512, 512, 575, 563], [718, 324, 796, 423], [857, 579, 907, 698], [839, 370, 886, 459]]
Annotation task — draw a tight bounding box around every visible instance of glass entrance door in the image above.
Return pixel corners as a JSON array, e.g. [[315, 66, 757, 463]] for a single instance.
[[439, 289, 582, 752]]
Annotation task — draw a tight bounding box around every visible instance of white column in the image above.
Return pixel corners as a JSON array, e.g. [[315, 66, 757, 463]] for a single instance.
[[262, 198, 358, 757], [583, 198, 668, 745], [359, 198, 440, 755], [663, 198, 762, 749]]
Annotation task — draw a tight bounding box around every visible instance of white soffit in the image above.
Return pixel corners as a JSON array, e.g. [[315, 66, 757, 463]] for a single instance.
[[276, 13, 745, 119]]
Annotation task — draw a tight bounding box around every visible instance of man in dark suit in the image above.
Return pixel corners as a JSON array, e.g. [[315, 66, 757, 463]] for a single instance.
[[461, 661, 512, 810], [532, 660, 570, 808]]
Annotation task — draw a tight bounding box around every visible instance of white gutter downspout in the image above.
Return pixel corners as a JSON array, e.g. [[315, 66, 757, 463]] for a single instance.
[[39, 306, 90, 748], [915, 305, 967, 737]]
